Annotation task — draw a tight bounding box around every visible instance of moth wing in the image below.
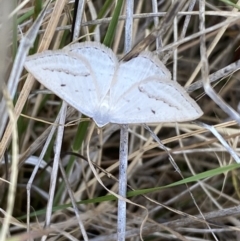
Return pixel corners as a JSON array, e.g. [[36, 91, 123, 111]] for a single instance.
[[110, 76, 203, 124]]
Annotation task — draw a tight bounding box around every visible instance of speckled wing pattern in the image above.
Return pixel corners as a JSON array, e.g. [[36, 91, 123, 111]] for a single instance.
[[24, 42, 203, 127]]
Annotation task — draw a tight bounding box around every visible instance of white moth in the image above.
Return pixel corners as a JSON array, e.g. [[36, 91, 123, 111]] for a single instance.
[[24, 41, 203, 127]]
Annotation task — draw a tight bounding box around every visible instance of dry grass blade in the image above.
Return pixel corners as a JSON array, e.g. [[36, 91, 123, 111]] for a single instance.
[[199, 0, 240, 125], [0, 0, 51, 146], [122, 0, 187, 60]]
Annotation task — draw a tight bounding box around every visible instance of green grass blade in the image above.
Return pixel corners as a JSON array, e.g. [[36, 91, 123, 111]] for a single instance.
[[103, 0, 124, 47]]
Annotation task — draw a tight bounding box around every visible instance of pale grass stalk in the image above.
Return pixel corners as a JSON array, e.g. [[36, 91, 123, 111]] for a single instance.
[[0, 87, 19, 241], [41, 102, 67, 241], [26, 114, 59, 237], [117, 0, 133, 239]]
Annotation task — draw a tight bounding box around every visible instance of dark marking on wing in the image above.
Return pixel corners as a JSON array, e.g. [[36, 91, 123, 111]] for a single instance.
[[138, 84, 180, 110], [42, 67, 90, 77], [151, 109, 156, 114]]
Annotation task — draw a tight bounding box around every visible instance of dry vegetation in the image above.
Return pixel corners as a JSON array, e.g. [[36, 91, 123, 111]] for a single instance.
[[1, 0, 240, 240]]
